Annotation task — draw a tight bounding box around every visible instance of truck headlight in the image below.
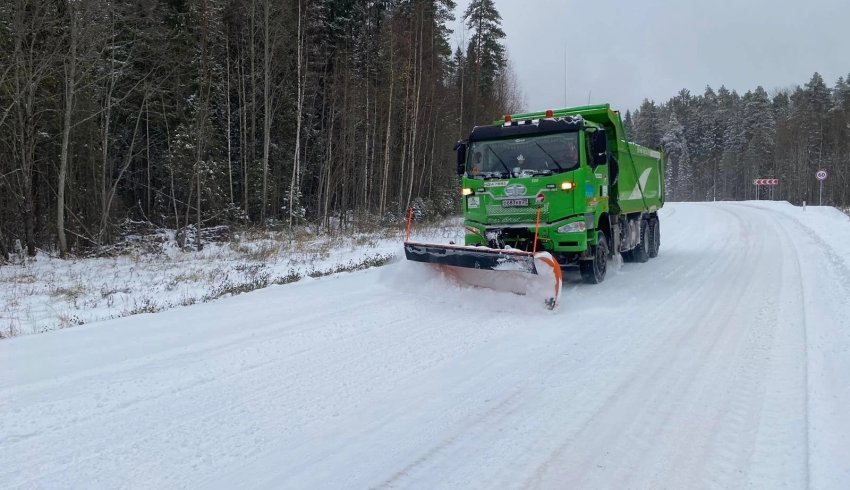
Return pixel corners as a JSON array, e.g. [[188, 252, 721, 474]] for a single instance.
[[462, 187, 474, 196], [557, 221, 586, 233]]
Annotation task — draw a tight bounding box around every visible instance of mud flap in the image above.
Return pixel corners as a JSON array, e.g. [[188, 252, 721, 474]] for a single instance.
[[404, 242, 562, 309]]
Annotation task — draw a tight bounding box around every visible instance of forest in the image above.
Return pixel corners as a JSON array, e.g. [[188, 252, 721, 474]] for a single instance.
[[1, 0, 849, 261], [0, 0, 520, 259], [627, 73, 850, 206]]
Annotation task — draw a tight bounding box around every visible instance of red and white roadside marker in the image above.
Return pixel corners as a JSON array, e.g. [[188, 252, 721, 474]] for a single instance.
[[752, 178, 779, 185]]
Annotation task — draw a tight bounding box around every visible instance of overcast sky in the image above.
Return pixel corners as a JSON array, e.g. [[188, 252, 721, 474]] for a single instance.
[[453, 0, 850, 113]]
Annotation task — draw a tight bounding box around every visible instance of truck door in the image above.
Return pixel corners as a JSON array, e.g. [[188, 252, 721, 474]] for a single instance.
[[586, 131, 609, 215]]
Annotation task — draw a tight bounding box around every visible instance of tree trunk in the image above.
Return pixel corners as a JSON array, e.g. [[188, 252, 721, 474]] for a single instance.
[[322, 106, 335, 230], [288, 0, 303, 228], [99, 16, 116, 245], [405, 10, 424, 212], [195, 0, 210, 251], [250, 0, 258, 220], [379, 46, 394, 217], [58, 1, 77, 257], [225, 34, 234, 204], [237, 42, 249, 214], [260, 0, 271, 223], [0, 226, 8, 262]]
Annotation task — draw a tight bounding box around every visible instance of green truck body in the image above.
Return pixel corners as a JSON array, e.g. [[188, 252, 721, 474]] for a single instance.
[[456, 104, 665, 282]]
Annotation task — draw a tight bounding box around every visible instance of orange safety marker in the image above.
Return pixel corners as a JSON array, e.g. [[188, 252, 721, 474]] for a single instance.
[[405, 208, 414, 242], [533, 207, 542, 253], [537, 254, 563, 301]]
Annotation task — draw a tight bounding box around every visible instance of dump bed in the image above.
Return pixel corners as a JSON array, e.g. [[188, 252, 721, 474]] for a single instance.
[[615, 140, 664, 214], [499, 104, 665, 215]]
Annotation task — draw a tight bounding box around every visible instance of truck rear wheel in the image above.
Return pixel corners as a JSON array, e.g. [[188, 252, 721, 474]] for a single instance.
[[580, 234, 608, 284], [648, 218, 661, 258], [631, 220, 650, 263]]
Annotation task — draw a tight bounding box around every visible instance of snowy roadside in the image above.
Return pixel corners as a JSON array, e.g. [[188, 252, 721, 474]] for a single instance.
[[759, 201, 850, 269], [743, 201, 850, 486], [0, 222, 463, 338]]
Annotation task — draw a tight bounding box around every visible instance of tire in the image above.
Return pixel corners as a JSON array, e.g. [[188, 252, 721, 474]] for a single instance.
[[631, 220, 650, 263], [648, 218, 661, 258], [580, 233, 609, 284], [644, 219, 655, 259]]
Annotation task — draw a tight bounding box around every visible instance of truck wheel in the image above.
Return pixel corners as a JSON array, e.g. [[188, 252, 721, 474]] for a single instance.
[[580, 234, 608, 284], [648, 219, 661, 258], [645, 219, 656, 259], [632, 220, 650, 263]]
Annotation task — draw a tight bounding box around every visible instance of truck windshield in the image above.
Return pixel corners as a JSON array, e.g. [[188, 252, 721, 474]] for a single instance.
[[467, 132, 580, 178]]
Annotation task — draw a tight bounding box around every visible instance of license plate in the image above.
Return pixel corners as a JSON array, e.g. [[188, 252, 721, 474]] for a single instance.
[[502, 198, 528, 207]]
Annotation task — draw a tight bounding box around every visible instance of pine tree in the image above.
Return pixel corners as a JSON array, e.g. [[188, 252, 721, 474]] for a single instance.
[[633, 99, 662, 149], [463, 0, 505, 125], [694, 86, 719, 199], [797, 73, 831, 172], [742, 87, 776, 187], [623, 110, 635, 140], [661, 112, 691, 201]]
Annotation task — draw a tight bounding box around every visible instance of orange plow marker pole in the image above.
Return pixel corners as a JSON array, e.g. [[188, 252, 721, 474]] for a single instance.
[[405, 208, 414, 242], [533, 208, 541, 253], [537, 255, 562, 303]]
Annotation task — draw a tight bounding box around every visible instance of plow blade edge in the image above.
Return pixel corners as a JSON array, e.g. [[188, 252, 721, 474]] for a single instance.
[[403, 242, 562, 309], [404, 242, 537, 273]]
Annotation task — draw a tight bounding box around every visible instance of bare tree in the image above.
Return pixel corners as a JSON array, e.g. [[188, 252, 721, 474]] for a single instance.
[[288, 0, 304, 228]]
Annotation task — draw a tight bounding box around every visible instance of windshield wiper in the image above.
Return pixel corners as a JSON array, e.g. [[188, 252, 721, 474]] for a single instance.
[[533, 142, 564, 171], [486, 146, 512, 175]]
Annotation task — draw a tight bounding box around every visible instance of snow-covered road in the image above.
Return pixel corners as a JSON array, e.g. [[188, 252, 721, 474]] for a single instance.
[[2, 202, 849, 489]]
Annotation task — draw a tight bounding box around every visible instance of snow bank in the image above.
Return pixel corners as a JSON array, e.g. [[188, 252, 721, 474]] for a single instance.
[[0, 224, 463, 337]]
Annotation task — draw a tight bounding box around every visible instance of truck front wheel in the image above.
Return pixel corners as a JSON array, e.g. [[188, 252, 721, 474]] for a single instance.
[[580, 234, 609, 284]]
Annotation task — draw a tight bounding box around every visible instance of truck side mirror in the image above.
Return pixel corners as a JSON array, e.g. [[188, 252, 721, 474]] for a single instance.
[[591, 130, 608, 167], [455, 141, 467, 175]]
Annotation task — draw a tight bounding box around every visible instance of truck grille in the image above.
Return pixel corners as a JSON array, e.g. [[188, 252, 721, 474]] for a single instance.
[[486, 203, 549, 222]]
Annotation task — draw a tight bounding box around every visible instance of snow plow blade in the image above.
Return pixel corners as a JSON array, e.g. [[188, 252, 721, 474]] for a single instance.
[[403, 242, 562, 309]]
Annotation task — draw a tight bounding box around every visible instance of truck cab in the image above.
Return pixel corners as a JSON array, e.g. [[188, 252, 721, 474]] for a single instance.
[[456, 105, 665, 283]]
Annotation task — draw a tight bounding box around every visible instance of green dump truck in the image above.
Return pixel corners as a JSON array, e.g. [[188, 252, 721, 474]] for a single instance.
[[404, 104, 665, 306]]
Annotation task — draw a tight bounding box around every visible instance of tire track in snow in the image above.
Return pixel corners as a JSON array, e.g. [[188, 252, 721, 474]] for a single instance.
[[522, 203, 804, 489], [3, 290, 454, 487], [1, 291, 392, 455], [749, 202, 850, 488], [374, 387, 529, 489], [359, 203, 764, 489]]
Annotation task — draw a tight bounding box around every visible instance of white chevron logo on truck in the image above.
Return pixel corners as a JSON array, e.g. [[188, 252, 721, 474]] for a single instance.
[[623, 168, 652, 200]]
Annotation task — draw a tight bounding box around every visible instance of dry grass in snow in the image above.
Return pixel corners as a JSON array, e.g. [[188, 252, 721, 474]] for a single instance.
[[0, 222, 462, 338]]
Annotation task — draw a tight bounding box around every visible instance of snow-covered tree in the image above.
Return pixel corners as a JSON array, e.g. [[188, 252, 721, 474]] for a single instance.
[[462, 0, 506, 125], [661, 113, 691, 201], [633, 99, 662, 149]]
